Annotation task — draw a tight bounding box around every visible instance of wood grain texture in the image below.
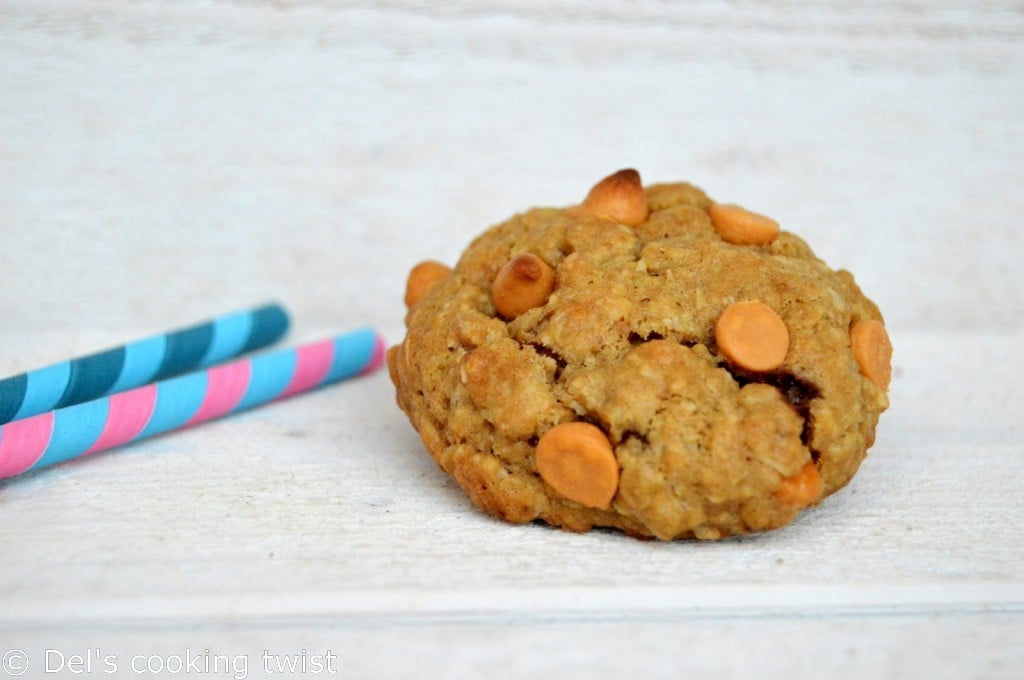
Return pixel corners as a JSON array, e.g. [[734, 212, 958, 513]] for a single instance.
[[1, 1, 1022, 677]]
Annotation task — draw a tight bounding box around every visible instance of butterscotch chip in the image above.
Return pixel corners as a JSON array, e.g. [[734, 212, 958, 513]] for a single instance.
[[773, 462, 822, 508], [710, 203, 780, 245], [568, 168, 650, 227], [404, 260, 452, 310], [850, 319, 893, 390], [715, 301, 790, 372], [536, 422, 619, 509], [492, 253, 556, 319], [390, 170, 890, 540]]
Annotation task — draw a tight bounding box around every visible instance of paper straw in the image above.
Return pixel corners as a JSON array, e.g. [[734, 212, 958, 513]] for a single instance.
[[0, 303, 289, 425], [0, 328, 386, 480]]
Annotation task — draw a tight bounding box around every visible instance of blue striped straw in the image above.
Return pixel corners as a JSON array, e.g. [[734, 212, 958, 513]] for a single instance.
[[0, 303, 289, 425]]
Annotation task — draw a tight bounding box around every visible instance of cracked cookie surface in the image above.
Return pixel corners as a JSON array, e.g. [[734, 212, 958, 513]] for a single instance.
[[389, 171, 890, 540]]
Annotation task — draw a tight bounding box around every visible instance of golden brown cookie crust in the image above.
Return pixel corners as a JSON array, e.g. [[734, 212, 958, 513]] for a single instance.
[[390, 174, 890, 540]]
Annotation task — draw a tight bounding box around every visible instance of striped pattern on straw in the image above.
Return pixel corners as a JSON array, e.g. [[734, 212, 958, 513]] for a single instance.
[[0, 303, 289, 425], [0, 328, 386, 480]]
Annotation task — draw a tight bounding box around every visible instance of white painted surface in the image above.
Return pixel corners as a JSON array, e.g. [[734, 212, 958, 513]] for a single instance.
[[1, 2, 1022, 678]]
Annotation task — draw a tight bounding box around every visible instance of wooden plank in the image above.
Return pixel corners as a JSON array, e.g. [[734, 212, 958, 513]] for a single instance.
[[0, 615, 1020, 679], [0, 334, 1020, 624]]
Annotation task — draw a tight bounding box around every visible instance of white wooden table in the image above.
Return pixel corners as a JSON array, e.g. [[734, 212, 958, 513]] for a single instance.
[[1, 2, 1022, 677]]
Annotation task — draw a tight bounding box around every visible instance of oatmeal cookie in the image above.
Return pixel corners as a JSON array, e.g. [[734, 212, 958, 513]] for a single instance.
[[389, 169, 891, 540]]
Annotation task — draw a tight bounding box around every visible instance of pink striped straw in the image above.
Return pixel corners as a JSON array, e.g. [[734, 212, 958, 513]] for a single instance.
[[0, 328, 386, 480]]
